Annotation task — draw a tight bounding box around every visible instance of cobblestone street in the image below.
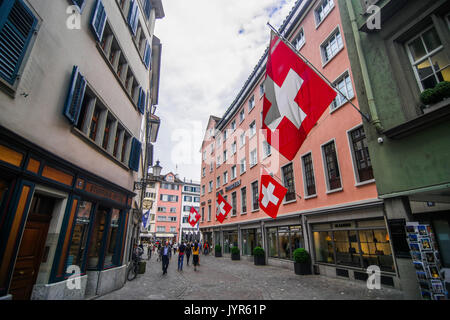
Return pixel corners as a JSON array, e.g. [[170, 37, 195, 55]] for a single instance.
[[97, 253, 404, 300]]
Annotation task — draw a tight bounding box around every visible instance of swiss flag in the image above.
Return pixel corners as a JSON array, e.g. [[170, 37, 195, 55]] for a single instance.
[[216, 193, 232, 224], [259, 172, 288, 219], [263, 31, 337, 161], [188, 207, 201, 227]]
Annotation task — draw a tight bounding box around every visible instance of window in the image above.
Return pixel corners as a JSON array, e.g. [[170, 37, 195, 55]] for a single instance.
[[157, 216, 167, 222], [231, 166, 237, 180], [250, 149, 258, 167], [216, 156, 221, 168], [259, 82, 265, 97], [240, 158, 246, 174], [406, 26, 450, 91], [184, 195, 193, 202], [231, 192, 237, 216], [170, 208, 177, 213], [294, 28, 306, 50], [349, 126, 374, 183], [209, 181, 213, 192], [315, 0, 334, 26], [231, 120, 236, 131], [282, 163, 296, 202], [239, 108, 245, 123], [223, 150, 227, 162], [210, 143, 214, 154], [0, 0, 38, 87], [157, 207, 166, 212], [322, 141, 342, 191], [223, 171, 228, 184], [202, 167, 206, 177], [201, 207, 205, 222], [157, 226, 166, 232], [216, 176, 221, 188], [202, 151, 206, 161], [251, 181, 259, 211], [248, 95, 255, 112], [160, 194, 178, 202], [169, 217, 177, 222], [241, 187, 247, 213], [87, 208, 108, 269], [208, 205, 211, 221], [331, 72, 354, 110], [194, 196, 200, 202], [210, 162, 213, 172], [263, 140, 271, 158], [202, 185, 205, 195], [321, 29, 343, 64], [223, 130, 228, 141], [267, 225, 304, 260], [240, 132, 246, 147], [301, 153, 316, 197], [249, 121, 256, 137], [231, 141, 237, 154]]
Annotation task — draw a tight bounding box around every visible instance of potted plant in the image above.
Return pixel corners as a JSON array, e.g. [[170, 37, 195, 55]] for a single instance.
[[293, 248, 312, 275], [231, 246, 240, 260], [253, 247, 265, 265], [420, 81, 450, 112], [215, 244, 222, 257]]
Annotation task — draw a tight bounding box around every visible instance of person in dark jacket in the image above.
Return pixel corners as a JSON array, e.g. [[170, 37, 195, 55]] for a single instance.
[[177, 242, 186, 271], [161, 242, 170, 275], [185, 242, 192, 266]]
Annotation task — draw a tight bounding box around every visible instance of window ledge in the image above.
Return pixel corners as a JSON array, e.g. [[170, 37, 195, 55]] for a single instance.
[[251, 209, 259, 213], [326, 187, 343, 195], [0, 76, 17, 98], [241, 212, 247, 215], [282, 199, 297, 205], [383, 99, 450, 139], [355, 179, 375, 187], [304, 194, 317, 200]]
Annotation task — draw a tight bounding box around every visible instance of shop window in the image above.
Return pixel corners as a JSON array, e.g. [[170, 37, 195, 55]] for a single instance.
[[290, 226, 303, 258], [87, 208, 108, 269], [104, 209, 121, 267], [278, 227, 290, 259], [432, 219, 450, 268], [359, 229, 394, 272], [268, 228, 278, 258], [65, 201, 93, 274], [334, 230, 361, 267], [313, 231, 335, 264]]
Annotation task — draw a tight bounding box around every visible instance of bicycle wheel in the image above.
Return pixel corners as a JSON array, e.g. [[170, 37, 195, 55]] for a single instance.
[[127, 263, 138, 281]]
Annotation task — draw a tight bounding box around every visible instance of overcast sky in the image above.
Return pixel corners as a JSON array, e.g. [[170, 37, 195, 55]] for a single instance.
[[153, 0, 297, 182]]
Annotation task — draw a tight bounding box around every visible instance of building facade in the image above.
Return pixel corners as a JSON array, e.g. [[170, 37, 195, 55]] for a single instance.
[[0, 0, 164, 300], [200, 0, 400, 289], [338, 0, 450, 298], [180, 180, 201, 242]]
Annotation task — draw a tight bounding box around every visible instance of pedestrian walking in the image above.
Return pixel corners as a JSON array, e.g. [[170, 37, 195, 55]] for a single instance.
[[157, 243, 162, 262], [192, 241, 200, 271], [161, 242, 170, 275], [185, 242, 192, 266], [147, 243, 152, 260], [173, 243, 178, 255], [177, 242, 186, 271]]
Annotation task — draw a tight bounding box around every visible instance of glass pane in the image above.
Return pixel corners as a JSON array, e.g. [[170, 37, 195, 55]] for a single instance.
[[0, 178, 9, 208], [437, 65, 450, 83], [87, 208, 108, 269], [422, 28, 441, 53], [313, 231, 334, 263], [104, 209, 121, 266], [431, 50, 450, 74], [66, 201, 92, 272], [434, 220, 450, 267], [290, 226, 303, 259], [408, 37, 426, 61], [278, 227, 290, 259], [415, 59, 434, 80], [421, 75, 437, 90], [268, 228, 278, 258]]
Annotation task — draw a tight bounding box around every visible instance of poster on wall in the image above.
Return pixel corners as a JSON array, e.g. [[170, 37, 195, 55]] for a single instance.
[[405, 222, 448, 300]]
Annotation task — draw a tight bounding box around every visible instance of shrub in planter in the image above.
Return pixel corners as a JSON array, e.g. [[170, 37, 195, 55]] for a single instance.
[[215, 244, 222, 257], [293, 248, 311, 275], [420, 81, 450, 105], [434, 81, 450, 100], [231, 247, 240, 260], [253, 247, 265, 266]]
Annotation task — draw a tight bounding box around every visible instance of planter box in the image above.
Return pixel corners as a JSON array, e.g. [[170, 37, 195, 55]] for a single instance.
[[294, 262, 311, 275], [254, 255, 265, 266], [215, 251, 222, 257], [231, 253, 240, 261]]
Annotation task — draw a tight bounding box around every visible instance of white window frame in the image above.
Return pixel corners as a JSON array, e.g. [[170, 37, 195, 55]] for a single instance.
[[216, 176, 221, 188], [320, 26, 344, 67], [330, 70, 355, 113], [259, 81, 265, 98], [320, 138, 343, 194], [281, 162, 297, 204], [240, 132, 246, 148], [202, 167, 206, 177], [240, 187, 247, 215], [262, 140, 272, 159], [231, 165, 237, 180], [250, 179, 259, 212], [248, 95, 255, 112], [346, 124, 375, 187], [231, 120, 236, 131], [301, 151, 317, 199], [250, 149, 258, 168], [223, 150, 227, 162], [239, 108, 245, 123], [223, 171, 229, 184], [231, 191, 237, 216], [208, 181, 213, 193], [231, 141, 237, 155], [314, 0, 335, 29], [249, 121, 256, 138], [240, 157, 247, 175], [405, 24, 448, 92], [294, 27, 306, 51]]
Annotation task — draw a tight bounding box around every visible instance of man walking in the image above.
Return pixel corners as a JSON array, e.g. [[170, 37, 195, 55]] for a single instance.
[[161, 242, 170, 275], [177, 242, 186, 271], [185, 242, 192, 266]]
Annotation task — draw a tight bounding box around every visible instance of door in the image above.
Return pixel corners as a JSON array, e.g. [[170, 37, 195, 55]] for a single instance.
[[9, 194, 55, 300]]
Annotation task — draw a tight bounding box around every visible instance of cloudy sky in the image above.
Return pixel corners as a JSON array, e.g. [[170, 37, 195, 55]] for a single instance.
[[153, 0, 297, 182]]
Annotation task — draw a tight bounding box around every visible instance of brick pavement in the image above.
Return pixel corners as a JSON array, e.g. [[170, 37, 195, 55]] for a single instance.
[[96, 252, 404, 300]]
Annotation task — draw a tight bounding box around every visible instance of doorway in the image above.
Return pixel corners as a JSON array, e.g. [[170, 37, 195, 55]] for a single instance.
[[9, 193, 56, 300]]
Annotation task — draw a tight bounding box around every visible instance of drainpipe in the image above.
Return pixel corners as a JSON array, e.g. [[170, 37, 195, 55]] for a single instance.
[[346, 0, 384, 133]]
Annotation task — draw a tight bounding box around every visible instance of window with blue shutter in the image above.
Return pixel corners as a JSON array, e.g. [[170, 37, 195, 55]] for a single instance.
[[71, 0, 86, 13], [0, 0, 38, 85], [127, 0, 139, 36], [129, 137, 141, 172], [63, 66, 87, 125], [138, 88, 146, 114], [143, 41, 151, 70], [91, 0, 107, 42], [143, 0, 152, 20]]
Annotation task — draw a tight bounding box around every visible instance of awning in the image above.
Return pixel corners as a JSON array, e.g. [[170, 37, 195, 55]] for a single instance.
[[156, 233, 175, 237]]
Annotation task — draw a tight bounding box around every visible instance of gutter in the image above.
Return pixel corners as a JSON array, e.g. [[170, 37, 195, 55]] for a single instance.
[[346, 0, 384, 133]]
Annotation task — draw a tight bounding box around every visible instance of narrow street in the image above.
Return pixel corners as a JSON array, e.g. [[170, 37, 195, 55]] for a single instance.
[[97, 253, 403, 300]]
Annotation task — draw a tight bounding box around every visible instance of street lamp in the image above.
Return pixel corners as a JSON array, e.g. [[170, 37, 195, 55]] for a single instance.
[[153, 160, 162, 177], [133, 161, 163, 190]]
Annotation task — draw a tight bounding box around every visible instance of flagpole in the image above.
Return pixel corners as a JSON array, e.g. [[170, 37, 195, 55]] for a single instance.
[[260, 163, 302, 200], [266, 23, 372, 124]]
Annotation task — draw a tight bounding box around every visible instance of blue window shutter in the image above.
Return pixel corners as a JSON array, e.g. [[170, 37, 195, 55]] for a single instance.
[[138, 87, 145, 114], [129, 138, 141, 172], [63, 66, 87, 125], [144, 0, 152, 20], [144, 41, 151, 70], [127, 0, 139, 36], [91, 0, 107, 41], [71, 0, 86, 13], [0, 0, 38, 85]]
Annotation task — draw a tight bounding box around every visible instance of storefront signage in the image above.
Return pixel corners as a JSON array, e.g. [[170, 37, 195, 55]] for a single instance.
[[334, 223, 352, 229], [85, 182, 127, 205], [225, 180, 241, 192]]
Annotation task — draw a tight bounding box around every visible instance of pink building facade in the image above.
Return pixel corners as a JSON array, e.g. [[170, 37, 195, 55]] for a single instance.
[[200, 0, 400, 289]]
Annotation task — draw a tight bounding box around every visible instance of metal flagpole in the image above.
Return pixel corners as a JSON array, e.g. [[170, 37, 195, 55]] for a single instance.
[[266, 22, 372, 123]]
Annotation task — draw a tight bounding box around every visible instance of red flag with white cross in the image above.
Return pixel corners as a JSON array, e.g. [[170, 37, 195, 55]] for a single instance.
[[259, 171, 288, 219], [188, 206, 201, 227], [216, 193, 232, 224], [263, 31, 337, 161]]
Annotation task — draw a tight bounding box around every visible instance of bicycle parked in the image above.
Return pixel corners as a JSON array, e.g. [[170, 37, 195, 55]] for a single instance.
[[127, 245, 144, 281]]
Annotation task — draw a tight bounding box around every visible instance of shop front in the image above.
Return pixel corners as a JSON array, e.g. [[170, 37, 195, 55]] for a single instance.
[[223, 230, 238, 254], [0, 133, 134, 300], [241, 228, 262, 256]]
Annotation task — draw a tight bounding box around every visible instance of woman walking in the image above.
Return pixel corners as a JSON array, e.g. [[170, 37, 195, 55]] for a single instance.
[[192, 241, 200, 271], [185, 242, 192, 266]]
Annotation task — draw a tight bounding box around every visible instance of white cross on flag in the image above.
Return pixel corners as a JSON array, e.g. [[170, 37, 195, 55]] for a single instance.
[[263, 31, 337, 161], [259, 172, 288, 219], [216, 193, 232, 224], [188, 206, 201, 228]]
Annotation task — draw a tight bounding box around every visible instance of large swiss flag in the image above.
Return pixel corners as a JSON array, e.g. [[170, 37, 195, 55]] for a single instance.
[[259, 172, 287, 219], [188, 207, 201, 227], [263, 31, 337, 161], [216, 193, 232, 224]]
